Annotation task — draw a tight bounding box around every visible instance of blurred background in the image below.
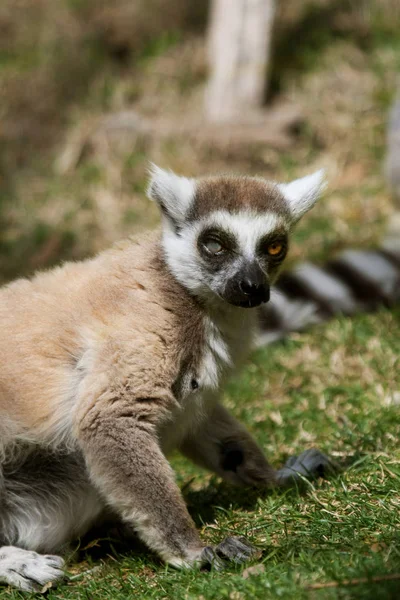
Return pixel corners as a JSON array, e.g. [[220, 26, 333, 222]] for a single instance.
[[1, 0, 399, 284]]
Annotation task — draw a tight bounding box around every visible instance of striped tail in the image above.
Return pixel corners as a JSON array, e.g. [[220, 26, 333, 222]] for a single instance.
[[257, 89, 400, 346], [257, 242, 400, 346]]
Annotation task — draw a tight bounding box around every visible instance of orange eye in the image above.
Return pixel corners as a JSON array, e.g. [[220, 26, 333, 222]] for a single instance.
[[267, 242, 283, 256]]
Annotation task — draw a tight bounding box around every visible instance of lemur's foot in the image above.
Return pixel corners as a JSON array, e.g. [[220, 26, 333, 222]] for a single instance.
[[0, 546, 65, 592], [276, 448, 337, 487], [200, 537, 258, 571]]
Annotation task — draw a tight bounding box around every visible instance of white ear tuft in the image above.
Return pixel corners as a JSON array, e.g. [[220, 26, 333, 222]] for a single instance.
[[278, 169, 327, 222], [147, 163, 196, 224]]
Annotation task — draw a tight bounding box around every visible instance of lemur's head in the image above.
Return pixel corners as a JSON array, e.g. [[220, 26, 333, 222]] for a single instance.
[[148, 166, 326, 308]]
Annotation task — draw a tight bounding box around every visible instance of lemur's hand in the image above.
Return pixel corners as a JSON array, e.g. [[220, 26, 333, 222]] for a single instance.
[[197, 537, 259, 571], [276, 448, 338, 487]]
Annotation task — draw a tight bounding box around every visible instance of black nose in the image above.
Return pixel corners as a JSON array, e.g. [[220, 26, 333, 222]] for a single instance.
[[239, 278, 270, 302], [240, 279, 261, 295], [223, 262, 270, 307], [239, 277, 269, 302]]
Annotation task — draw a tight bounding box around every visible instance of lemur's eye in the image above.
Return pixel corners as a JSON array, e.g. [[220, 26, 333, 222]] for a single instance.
[[267, 242, 283, 256], [204, 239, 224, 254]]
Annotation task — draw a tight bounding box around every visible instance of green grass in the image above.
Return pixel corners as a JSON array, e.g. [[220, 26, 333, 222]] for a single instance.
[[3, 309, 399, 599]]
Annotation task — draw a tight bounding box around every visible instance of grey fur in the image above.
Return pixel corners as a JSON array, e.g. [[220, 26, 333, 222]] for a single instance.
[[0, 448, 103, 553], [0, 547, 65, 592]]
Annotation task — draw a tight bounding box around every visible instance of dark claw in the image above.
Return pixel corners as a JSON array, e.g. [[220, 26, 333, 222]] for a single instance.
[[276, 448, 338, 487], [200, 536, 257, 570], [201, 546, 226, 571]]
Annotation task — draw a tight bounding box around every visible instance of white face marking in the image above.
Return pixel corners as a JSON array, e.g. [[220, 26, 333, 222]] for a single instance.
[[204, 210, 283, 260], [152, 167, 327, 309], [162, 209, 287, 302]]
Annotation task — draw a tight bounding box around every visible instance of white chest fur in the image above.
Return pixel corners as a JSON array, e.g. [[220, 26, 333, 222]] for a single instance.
[[197, 317, 231, 390], [160, 311, 256, 454]]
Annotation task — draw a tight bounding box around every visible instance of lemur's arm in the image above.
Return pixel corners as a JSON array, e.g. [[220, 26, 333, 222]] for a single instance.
[[180, 403, 334, 488], [74, 361, 256, 569]]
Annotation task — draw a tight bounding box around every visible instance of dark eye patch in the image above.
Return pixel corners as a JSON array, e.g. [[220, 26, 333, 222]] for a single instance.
[[197, 227, 238, 264], [257, 231, 288, 261]]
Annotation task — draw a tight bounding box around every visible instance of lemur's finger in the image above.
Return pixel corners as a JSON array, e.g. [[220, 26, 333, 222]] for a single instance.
[[200, 546, 227, 571]]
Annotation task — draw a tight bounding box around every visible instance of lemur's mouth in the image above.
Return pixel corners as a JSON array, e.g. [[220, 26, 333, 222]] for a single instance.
[[232, 296, 269, 309], [222, 290, 270, 309], [221, 270, 270, 308]]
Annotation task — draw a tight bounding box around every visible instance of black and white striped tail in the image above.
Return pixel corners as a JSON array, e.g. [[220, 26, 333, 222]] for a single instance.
[[257, 241, 400, 346], [257, 90, 400, 347]]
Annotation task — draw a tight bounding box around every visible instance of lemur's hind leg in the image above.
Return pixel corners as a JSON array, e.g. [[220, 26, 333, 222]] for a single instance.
[[0, 449, 104, 592], [180, 403, 335, 488]]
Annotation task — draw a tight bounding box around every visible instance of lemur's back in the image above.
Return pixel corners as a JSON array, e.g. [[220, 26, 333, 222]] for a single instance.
[[0, 258, 91, 438]]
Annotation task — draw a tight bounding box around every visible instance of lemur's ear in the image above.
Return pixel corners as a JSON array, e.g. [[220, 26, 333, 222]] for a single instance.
[[278, 169, 326, 222], [147, 164, 195, 225]]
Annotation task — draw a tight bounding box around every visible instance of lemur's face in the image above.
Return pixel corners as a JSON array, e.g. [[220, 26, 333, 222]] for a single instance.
[[192, 208, 288, 308], [148, 166, 325, 308]]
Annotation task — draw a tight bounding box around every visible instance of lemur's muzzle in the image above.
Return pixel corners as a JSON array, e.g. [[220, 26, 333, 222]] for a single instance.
[[224, 263, 270, 308]]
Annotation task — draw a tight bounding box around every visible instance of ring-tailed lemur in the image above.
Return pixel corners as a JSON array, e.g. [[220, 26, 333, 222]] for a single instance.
[[0, 165, 336, 591], [0, 159, 399, 592]]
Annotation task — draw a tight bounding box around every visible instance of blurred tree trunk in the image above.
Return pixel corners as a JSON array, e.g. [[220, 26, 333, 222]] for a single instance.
[[205, 0, 276, 122]]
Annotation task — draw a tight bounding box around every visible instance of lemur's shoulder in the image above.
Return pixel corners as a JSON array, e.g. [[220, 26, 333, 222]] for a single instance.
[[93, 231, 206, 351], [0, 229, 207, 378], [0, 230, 206, 441]]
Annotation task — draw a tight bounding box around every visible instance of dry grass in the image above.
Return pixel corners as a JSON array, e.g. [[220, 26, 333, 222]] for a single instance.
[[0, 0, 205, 179], [2, 0, 399, 283]]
